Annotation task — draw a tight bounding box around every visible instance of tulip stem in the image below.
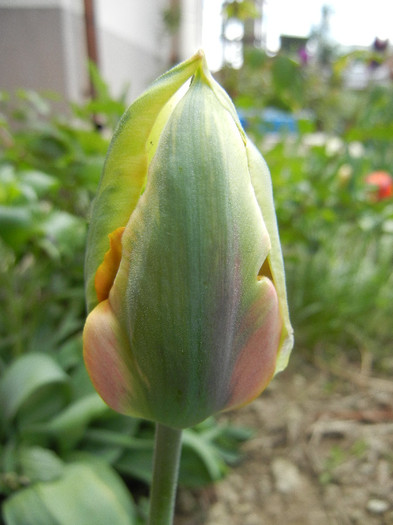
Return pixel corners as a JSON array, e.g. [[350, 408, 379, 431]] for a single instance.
[[148, 423, 183, 525]]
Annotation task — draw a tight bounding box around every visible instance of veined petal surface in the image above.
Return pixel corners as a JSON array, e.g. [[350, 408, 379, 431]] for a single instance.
[[84, 67, 284, 428], [85, 52, 203, 312]]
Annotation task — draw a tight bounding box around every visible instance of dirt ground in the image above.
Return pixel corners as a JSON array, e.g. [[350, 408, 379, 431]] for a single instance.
[[174, 355, 393, 525]]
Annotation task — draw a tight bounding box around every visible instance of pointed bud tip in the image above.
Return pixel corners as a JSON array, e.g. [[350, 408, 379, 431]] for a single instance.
[[194, 49, 208, 69]]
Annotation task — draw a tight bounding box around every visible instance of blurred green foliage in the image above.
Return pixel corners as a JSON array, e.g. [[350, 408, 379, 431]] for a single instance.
[[222, 0, 259, 21], [0, 69, 251, 524], [221, 46, 393, 368], [267, 138, 393, 361]]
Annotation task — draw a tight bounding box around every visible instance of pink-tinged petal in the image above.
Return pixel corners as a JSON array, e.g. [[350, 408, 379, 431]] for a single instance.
[[227, 277, 282, 410], [246, 141, 294, 373], [83, 300, 132, 413]]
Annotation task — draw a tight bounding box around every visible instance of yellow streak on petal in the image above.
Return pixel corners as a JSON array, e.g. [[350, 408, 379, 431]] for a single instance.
[[94, 226, 125, 302]]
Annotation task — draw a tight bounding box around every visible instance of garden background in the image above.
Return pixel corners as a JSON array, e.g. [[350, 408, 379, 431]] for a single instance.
[[1, 1, 393, 523]]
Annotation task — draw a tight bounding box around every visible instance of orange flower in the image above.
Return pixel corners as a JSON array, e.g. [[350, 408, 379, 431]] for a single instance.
[[365, 171, 393, 201]]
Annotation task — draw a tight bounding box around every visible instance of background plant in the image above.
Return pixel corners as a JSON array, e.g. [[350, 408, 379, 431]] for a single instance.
[[221, 47, 393, 370]]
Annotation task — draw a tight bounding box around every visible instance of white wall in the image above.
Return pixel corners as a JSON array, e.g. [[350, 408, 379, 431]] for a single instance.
[[0, 0, 203, 103], [179, 0, 203, 60], [0, 0, 87, 100], [95, 0, 171, 101]]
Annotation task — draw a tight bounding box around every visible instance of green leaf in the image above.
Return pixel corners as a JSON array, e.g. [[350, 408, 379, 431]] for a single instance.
[[181, 428, 226, 483], [79, 415, 142, 464], [39, 210, 86, 258], [3, 461, 136, 525], [86, 427, 154, 473], [19, 170, 59, 196], [114, 419, 249, 488], [3, 486, 54, 525], [223, 0, 259, 20], [43, 394, 108, 450], [17, 447, 64, 483], [116, 448, 153, 485], [0, 353, 69, 422], [0, 205, 34, 248], [85, 428, 153, 451]]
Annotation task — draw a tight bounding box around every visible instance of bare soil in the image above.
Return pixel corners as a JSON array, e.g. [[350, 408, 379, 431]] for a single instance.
[[175, 356, 393, 525]]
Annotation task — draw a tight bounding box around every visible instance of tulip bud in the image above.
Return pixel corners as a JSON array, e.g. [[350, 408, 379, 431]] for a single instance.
[[83, 51, 293, 428]]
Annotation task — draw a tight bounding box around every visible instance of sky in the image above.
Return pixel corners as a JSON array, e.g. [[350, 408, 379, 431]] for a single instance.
[[202, 0, 393, 70]]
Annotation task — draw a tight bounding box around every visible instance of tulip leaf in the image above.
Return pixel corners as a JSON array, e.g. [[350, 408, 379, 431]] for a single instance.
[[114, 421, 246, 488], [0, 353, 69, 422], [85, 427, 154, 450], [2, 461, 136, 525], [41, 393, 108, 451], [182, 428, 225, 481], [2, 487, 54, 525], [16, 446, 64, 483], [116, 448, 153, 484]]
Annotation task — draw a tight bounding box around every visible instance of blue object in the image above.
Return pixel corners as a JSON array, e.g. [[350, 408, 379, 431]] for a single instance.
[[238, 107, 299, 134]]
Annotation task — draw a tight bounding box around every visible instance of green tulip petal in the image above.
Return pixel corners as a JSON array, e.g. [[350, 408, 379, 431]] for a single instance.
[[187, 56, 293, 374], [197, 55, 293, 373], [85, 51, 204, 312], [83, 52, 293, 428], [91, 67, 277, 427]]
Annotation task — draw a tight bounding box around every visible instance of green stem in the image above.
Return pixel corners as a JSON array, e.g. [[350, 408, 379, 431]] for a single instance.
[[148, 424, 183, 525]]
